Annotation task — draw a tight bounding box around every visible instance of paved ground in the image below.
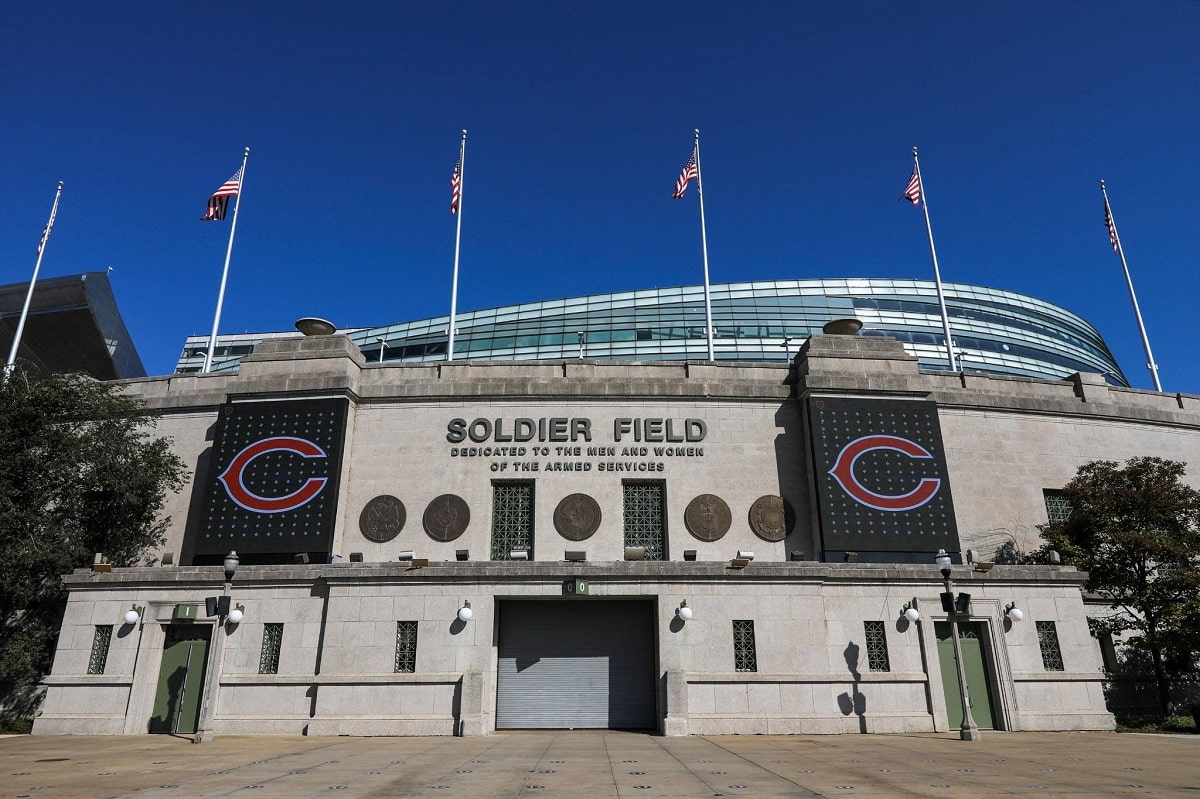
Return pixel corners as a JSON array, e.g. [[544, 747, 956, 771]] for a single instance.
[[1, 731, 1197, 798]]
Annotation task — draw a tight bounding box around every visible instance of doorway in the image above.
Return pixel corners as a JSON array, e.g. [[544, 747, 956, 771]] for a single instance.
[[149, 624, 211, 734], [934, 621, 997, 730]]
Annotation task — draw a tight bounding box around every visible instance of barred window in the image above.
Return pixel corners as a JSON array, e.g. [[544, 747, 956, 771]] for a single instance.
[[491, 481, 534, 560], [259, 623, 283, 674], [622, 480, 666, 561], [87, 625, 114, 675], [864, 621, 891, 672], [1043, 489, 1073, 525], [395, 621, 419, 673], [1036, 621, 1064, 671], [733, 620, 758, 672]]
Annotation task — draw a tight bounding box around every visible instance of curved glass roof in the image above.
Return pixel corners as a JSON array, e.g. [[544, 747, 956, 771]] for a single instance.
[[177, 278, 1128, 386]]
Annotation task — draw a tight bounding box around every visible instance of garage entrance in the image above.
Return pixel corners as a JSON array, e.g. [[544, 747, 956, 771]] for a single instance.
[[496, 599, 656, 730]]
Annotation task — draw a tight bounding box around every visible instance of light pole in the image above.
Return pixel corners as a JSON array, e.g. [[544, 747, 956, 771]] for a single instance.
[[376, 337, 387, 363], [780, 337, 792, 362], [936, 548, 981, 741], [194, 550, 238, 743]]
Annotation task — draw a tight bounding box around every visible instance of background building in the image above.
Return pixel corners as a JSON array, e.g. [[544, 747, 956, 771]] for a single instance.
[[174, 278, 1128, 386]]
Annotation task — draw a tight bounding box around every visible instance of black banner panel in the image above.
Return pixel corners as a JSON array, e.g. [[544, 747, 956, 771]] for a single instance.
[[195, 398, 349, 557], [808, 397, 959, 554]]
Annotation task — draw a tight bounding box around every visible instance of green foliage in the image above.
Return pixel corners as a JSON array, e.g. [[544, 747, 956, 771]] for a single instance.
[[1040, 457, 1200, 713], [0, 366, 186, 689]]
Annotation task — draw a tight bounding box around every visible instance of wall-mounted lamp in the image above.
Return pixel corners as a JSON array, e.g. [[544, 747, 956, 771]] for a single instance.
[[843, 552, 859, 563], [1004, 602, 1024, 622], [456, 549, 470, 561], [676, 600, 693, 621], [683, 550, 697, 561], [736, 550, 755, 561], [457, 600, 473, 622], [900, 599, 920, 623], [564, 550, 587, 562], [973, 561, 995, 573], [397, 550, 415, 561], [124, 604, 145, 625], [624, 547, 645, 561], [729, 557, 750, 569], [227, 603, 245, 625], [509, 549, 529, 560]]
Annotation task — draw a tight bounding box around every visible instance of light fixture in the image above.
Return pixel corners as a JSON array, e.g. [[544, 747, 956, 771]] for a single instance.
[[457, 600, 473, 622], [223, 550, 240, 582], [295, 316, 336, 336], [227, 603, 245, 624], [934, 548, 953, 577], [676, 600, 693, 621], [456, 549, 470, 561], [124, 604, 144, 625], [510, 549, 529, 560], [564, 550, 587, 562], [1004, 602, 1024, 622], [624, 547, 645, 561], [397, 550, 415, 561], [729, 557, 750, 569], [973, 561, 995, 573], [900, 599, 920, 622], [736, 550, 755, 561], [843, 552, 859, 563], [683, 550, 697, 561]]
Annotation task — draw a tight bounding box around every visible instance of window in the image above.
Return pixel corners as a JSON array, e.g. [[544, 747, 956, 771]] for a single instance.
[[623, 481, 666, 560], [1043, 489, 1073, 525], [733, 620, 758, 672], [395, 621, 418, 673], [864, 621, 891, 672], [87, 625, 113, 675], [1036, 621, 1064, 671], [491, 481, 534, 560], [259, 623, 283, 674]]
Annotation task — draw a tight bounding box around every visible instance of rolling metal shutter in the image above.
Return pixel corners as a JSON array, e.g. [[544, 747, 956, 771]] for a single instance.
[[496, 600, 656, 729]]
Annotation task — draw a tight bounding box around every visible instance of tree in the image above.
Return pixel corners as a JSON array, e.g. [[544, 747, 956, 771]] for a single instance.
[[1040, 457, 1200, 715], [0, 366, 186, 694]]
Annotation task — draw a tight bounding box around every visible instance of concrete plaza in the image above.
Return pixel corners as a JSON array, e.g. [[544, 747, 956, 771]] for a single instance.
[[1, 731, 1197, 798]]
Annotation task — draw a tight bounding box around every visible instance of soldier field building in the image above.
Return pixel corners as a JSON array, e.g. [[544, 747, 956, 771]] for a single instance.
[[27, 278, 1200, 739]]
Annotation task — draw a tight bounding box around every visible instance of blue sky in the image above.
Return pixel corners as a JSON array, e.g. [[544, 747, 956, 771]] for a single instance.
[[3, 2, 1198, 391]]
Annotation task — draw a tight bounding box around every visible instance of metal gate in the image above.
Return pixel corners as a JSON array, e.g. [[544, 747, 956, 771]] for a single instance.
[[496, 600, 656, 729]]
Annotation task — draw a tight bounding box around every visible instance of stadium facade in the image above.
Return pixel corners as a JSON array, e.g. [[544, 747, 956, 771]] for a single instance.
[[35, 318, 1200, 739], [174, 278, 1129, 386]]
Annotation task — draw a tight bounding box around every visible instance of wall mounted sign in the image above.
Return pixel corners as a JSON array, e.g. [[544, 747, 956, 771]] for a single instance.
[[808, 397, 959, 554], [196, 398, 348, 557]]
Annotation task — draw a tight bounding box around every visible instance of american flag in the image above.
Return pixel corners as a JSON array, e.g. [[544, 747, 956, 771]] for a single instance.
[[35, 203, 58, 257], [450, 148, 463, 214], [1103, 198, 1119, 253], [202, 167, 243, 221], [903, 167, 921, 205], [672, 148, 698, 199]]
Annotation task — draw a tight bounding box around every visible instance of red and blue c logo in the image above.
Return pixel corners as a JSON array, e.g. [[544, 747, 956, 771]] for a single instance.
[[217, 436, 328, 514], [828, 434, 941, 512]]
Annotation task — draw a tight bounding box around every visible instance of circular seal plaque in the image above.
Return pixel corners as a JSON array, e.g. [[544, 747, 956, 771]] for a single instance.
[[749, 495, 793, 542], [422, 494, 470, 542], [684, 494, 732, 542], [359, 495, 406, 543], [553, 493, 602, 541]]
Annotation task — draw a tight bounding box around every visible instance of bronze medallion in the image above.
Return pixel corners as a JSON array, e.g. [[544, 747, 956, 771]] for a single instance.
[[422, 494, 470, 542], [553, 493, 602, 541], [749, 495, 793, 542], [359, 495, 406, 543], [684, 494, 731, 542]]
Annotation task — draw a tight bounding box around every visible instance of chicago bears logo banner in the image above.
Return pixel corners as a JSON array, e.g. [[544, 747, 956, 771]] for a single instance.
[[808, 397, 959, 554], [195, 398, 349, 557]]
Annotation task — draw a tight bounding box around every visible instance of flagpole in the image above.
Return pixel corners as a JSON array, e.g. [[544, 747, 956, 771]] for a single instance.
[[203, 147, 250, 374], [1100, 180, 1161, 392], [912, 147, 957, 372], [694, 129, 715, 361], [448, 130, 466, 362], [6, 181, 63, 377]]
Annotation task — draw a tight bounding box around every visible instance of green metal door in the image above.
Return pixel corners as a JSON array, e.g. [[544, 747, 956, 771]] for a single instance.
[[935, 621, 996, 730], [149, 625, 210, 734]]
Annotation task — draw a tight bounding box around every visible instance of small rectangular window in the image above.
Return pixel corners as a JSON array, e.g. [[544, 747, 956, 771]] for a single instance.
[[87, 625, 113, 675], [733, 620, 758, 672], [395, 621, 419, 673], [1043, 489, 1073, 525], [259, 623, 284, 674], [623, 480, 666, 561], [1036, 621, 1064, 671], [864, 621, 891, 672], [491, 481, 535, 560]]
